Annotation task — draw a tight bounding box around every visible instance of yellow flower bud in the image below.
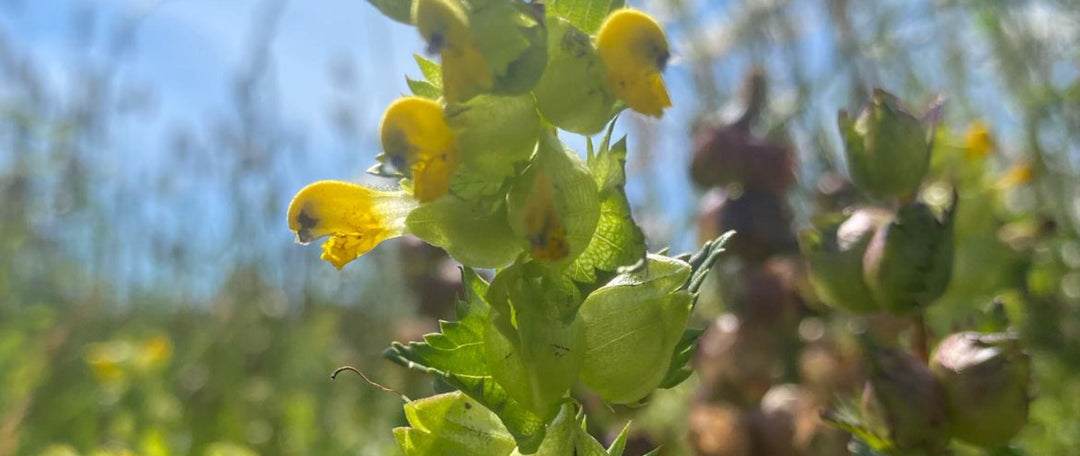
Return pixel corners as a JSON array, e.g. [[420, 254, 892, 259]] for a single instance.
[[380, 97, 459, 202], [596, 9, 672, 117], [287, 181, 417, 269]]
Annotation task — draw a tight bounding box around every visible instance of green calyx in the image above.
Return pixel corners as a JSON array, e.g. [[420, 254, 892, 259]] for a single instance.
[[863, 198, 956, 315], [800, 208, 891, 314], [533, 16, 618, 135], [840, 89, 932, 201], [578, 254, 693, 404]]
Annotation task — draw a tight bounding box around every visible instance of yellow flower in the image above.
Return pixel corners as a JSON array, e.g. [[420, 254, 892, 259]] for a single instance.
[[380, 97, 459, 202], [964, 119, 995, 161], [997, 162, 1033, 189], [521, 172, 569, 261], [137, 335, 172, 370], [413, 0, 492, 102], [597, 9, 672, 118], [287, 181, 418, 269]]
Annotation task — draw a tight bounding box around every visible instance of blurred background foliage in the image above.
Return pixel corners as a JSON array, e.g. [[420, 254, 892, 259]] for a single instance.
[[1, 0, 1079, 455]]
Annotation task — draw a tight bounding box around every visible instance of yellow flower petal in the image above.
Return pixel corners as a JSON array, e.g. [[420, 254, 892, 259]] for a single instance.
[[597, 9, 672, 118], [380, 97, 460, 202], [964, 119, 995, 161], [521, 172, 570, 261], [287, 181, 418, 269], [997, 162, 1033, 189]]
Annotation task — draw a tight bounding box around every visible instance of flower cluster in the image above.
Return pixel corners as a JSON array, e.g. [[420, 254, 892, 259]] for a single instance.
[[287, 2, 730, 454], [288, 4, 672, 272]]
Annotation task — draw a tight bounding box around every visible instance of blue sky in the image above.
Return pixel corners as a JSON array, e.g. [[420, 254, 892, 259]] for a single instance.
[[1, 0, 726, 296]]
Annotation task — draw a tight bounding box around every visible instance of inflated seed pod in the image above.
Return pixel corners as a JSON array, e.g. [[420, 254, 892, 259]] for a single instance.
[[863, 198, 956, 315], [931, 331, 1031, 449], [484, 262, 584, 419], [838, 89, 932, 200], [578, 255, 693, 404], [799, 208, 891, 314], [532, 16, 618, 135], [506, 131, 600, 266]]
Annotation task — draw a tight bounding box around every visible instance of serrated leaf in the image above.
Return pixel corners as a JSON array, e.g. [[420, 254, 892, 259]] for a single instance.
[[414, 54, 443, 90], [407, 76, 442, 100], [364, 0, 413, 24], [385, 269, 551, 453], [549, 0, 622, 35], [658, 327, 704, 389], [656, 233, 735, 390], [566, 122, 645, 283], [394, 391, 517, 456]]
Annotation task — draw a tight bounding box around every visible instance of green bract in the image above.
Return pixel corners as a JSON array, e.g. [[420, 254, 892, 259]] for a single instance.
[[800, 208, 890, 314], [863, 199, 956, 315], [394, 391, 518, 455], [839, 89, 931, 201], [533, 17, 617, 135], [578, 255, 693, 404]]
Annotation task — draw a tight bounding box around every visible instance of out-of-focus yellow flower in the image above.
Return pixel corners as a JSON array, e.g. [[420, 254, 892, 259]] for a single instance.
[[413, 0, 492, 102], [137, 335, 172, 370], [85, 341, 130, 385], [964, 120, 996, 161], [997, 162, 1034, 189], [380, 97, 458, 202], [597, 9, 672, 118], [520, 172, 569, 261], [287, 181, 417, 269]]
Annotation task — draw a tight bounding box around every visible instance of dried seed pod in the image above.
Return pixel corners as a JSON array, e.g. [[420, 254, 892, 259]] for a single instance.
[[861, 348, 949, 453]]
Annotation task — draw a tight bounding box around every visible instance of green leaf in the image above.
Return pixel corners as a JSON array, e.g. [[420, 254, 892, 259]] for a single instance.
[[415, 54, 443, 90], [364, 0, 413, 24], [567, 123, 645, 283], [406, 195, 522, 268], [548, 0, 622, 35], [656, 232, 735, 390], [605, 422, 631, 456], [394, 391, 517, 456], [407, 76, 442, 100], [385, 269, 550, 453], [820, 407, 895, 452]]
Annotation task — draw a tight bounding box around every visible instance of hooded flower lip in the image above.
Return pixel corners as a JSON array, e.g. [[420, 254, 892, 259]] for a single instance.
[[379, 97, 459, 203], [596, 9, 672, 118], [412, 0, 493, 102], [287, 180, 418, 269]]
